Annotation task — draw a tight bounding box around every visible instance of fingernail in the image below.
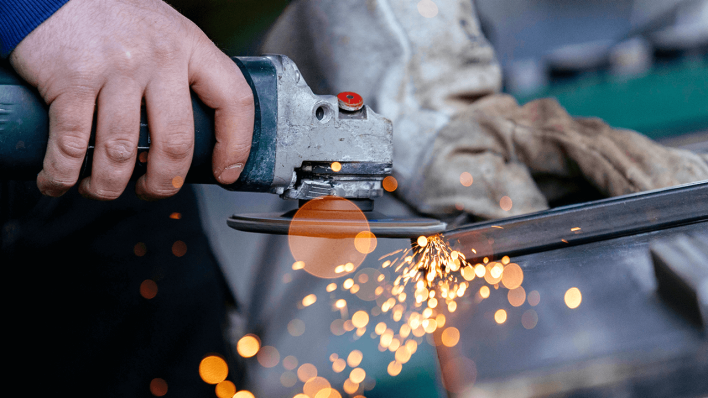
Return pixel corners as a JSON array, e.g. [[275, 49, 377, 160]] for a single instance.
[[218, 163, 243, 184]]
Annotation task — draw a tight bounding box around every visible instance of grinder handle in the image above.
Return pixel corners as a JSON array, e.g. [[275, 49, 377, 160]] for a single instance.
[[0, 57, 277, 190]]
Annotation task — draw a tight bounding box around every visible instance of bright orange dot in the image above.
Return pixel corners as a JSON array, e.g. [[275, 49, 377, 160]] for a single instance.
[[494, 309, 507, 324], [331, 162, 342, 172], [382, 176, 398, 192], [395, 346, 412, 363], [501, 263, 524, 289], [134, 242, 147, 257], [150, 378, 168, 396], [172, 240, 187, 257], [199, 356, 228, 384], [215, 380, 236, 398], [479, 285, 490, 298], [565, 287, 582, 309], [387, 360, 402, 376], [288, 196, 369, 279], [326, 283, 337, 292], [256, 346, 280, 368], [292, 261, 305, 270], [297, 363, 318, 382], [354, 231, 377, 254], [352, 310, 370, 328], [343, 378, 359, 395], [459, 172, 473, 187], [332, 358, 346, 373], [171, 175, 184, 189], [508, 286, 526, 307], [169, 212, 182, 220], [236, 334, 260, 358], [441, 327, 460, 347], [315, 387, 342, 398], [233, 391, 255, 398], [417, 236, 428, 247], [302, 294, 317, 307], [500, 196, 512, 211], [347, 350, 363, 367], [140, 279, 158, 299], [349, 368, 366, 384], [304, 376, 331, 398]]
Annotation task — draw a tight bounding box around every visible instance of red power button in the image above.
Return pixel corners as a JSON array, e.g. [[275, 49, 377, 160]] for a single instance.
[[337, 92, 364, 111]]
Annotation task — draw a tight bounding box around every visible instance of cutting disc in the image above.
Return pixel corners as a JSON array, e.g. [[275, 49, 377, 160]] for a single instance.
[[227, 196, 446, 238]]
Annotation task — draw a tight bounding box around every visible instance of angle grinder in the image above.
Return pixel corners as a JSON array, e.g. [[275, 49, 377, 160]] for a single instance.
[[0, 55, 445, 238]]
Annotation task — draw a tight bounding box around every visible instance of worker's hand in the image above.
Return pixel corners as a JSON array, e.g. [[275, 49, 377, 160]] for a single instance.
[[9, 0, 254, 200]]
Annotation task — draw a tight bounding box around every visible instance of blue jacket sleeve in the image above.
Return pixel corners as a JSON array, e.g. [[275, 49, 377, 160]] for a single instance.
[[0, 0, 71, 58]]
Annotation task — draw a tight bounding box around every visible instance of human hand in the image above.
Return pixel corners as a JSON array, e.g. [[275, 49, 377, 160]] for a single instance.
[[9, 0, 254, 200]]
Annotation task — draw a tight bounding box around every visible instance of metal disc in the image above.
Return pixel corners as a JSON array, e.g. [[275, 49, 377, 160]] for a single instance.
[[227, 210, 446, 238]]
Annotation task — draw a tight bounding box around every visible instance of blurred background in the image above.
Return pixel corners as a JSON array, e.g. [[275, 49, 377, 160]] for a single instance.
[[169, 0, 708, 147]]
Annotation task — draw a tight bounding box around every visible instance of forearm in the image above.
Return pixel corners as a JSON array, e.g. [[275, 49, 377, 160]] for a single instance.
[[0, 0, 71, 57]]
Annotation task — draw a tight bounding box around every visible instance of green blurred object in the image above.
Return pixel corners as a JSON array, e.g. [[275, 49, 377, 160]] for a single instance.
[[166, 0, 290, 55], [515, 59, 708, 140]]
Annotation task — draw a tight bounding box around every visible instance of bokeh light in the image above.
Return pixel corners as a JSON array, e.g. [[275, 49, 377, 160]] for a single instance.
[[199, 356, 228, 384], [522, 309, 538, 329], [354, 231, 377, 254], [303, 376, 330, 397], [565, 287, 582, 309], [288, 319, 306, 336], [297, 363, 318, 382], [302, 294, 317, 307], [256, 346, 280, 368], [382, 176, 398, 192], [349, 368, 366, 384], [501, 263, 523, 289], [500, 196, 513, 211], [528, 290, 541, 306], [459, 172, 473, 187], [215, 380, 236, 398], [347, 350, 363, 367], [441, 327, 460, 347], [236, 334, 260, 358], [140, 279, 158, 299], [507, 286, 526, 307], [233, 391, 255, 398], [494, 309, 507, 324], [288, 196, 371, 278], [172, 240, 187, 257], [149, 378, 167, 396], [387, 360, 402, 376]]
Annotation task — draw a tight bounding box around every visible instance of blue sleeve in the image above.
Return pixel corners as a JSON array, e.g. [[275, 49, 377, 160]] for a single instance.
[[0, 0, 71, 58]]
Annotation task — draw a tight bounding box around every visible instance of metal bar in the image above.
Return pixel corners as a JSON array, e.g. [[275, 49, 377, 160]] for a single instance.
[[443, 180, 708, 260]]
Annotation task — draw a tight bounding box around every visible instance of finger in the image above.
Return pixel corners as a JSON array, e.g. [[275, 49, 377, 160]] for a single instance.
[[189, 43, 254, 184], [78, 79, 142, 200], [136, 74, 194, 200], [38, 91, 96, 197]]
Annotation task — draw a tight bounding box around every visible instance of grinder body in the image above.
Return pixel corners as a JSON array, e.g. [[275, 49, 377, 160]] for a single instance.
[[0, 55, 393, 201]]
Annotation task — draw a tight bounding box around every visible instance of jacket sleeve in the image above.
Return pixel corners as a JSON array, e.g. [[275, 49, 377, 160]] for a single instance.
[[0, 0, 71, 58]]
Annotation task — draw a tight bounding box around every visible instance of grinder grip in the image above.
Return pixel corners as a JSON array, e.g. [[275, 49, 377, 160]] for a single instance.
[[0, 57, 277, 190]]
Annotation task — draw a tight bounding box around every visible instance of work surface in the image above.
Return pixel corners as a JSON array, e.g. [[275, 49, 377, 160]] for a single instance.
[[440, 186, 708, 397]]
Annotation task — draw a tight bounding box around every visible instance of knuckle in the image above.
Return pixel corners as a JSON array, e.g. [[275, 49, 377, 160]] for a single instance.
[[56, 132, 89, 160], [104, 138, 136, 164], [158, 131, 193, 160]]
